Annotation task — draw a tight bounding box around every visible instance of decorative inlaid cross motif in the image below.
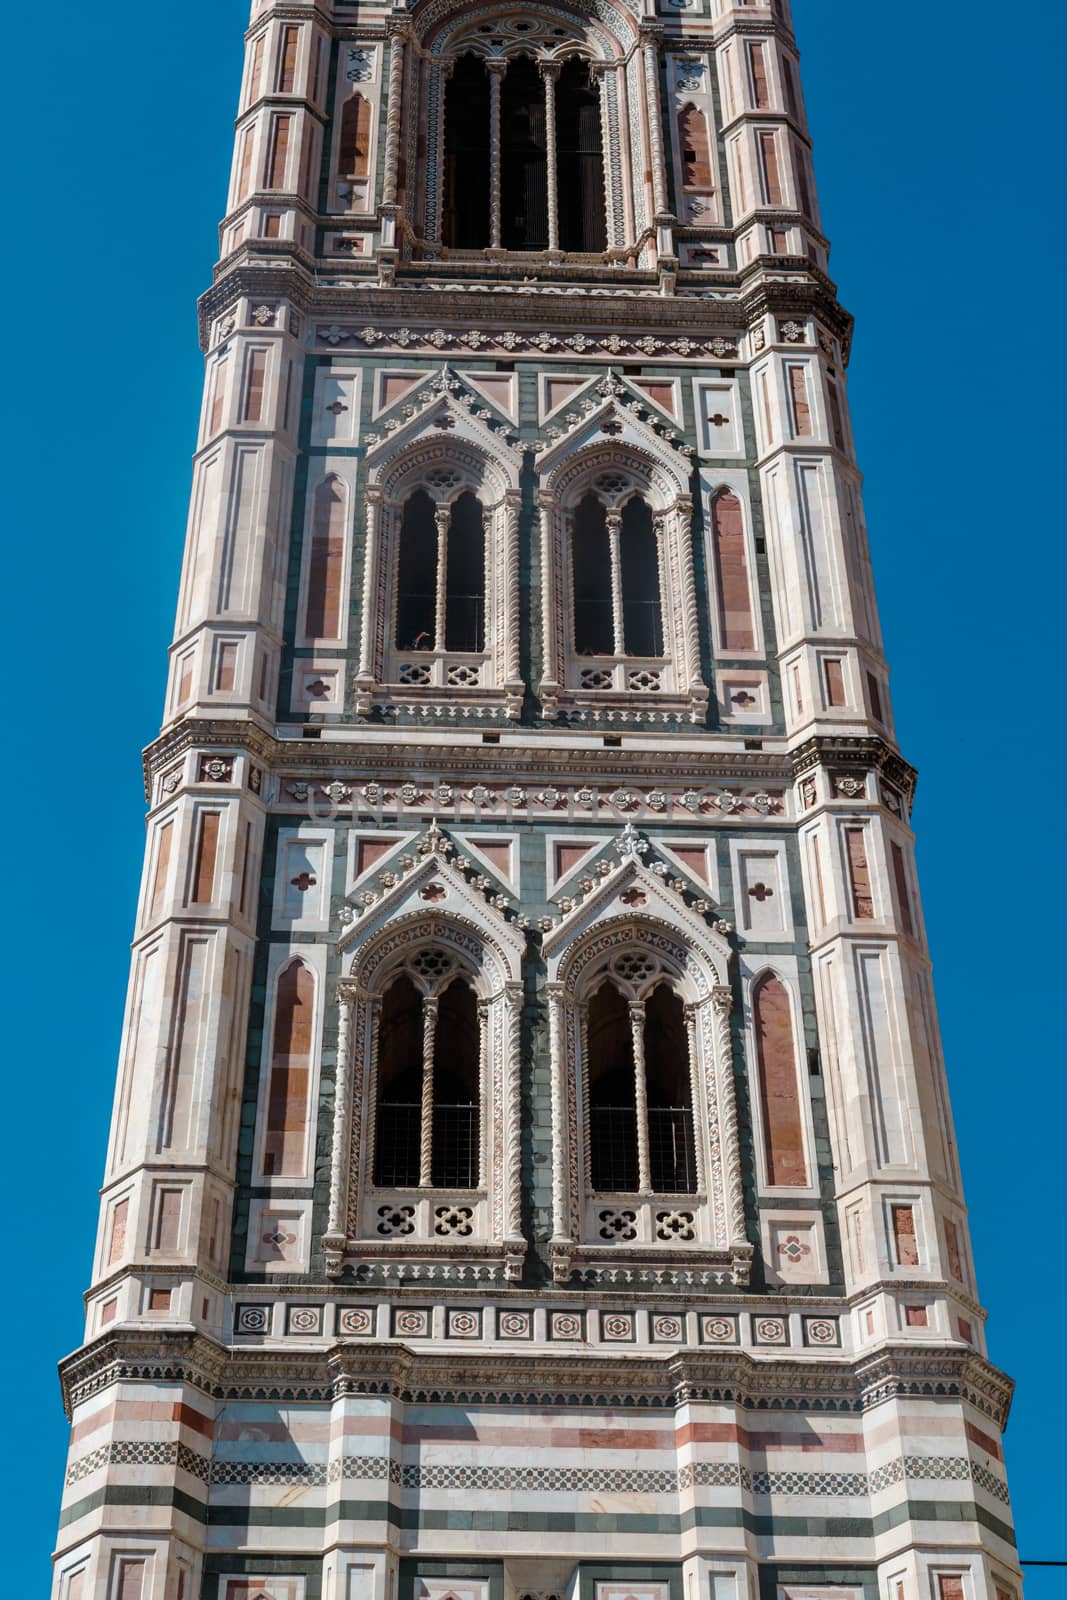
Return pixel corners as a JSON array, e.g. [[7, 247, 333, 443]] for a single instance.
[[290, 872, 317, 891], [325, 400, 348, 416], [420, 882, 447, 902], [620, 888, 647, 907], [731, 690, 756, 707], [600, 418, 623, 435], [435, 414, 455, 430], [748, 882, 774, 902], [709, 412, 730, 428], [778, 1233, 811, 1261], [306, 679, 331, 697]]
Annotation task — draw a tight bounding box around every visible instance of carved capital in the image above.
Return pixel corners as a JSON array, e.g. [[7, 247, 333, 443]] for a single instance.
[[712, 985, 733, 1014]]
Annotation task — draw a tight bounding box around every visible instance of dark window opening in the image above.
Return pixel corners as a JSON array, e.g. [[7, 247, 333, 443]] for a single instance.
[[501, 55, 548, 249], [445, 490, 485, 652], [373, 972, 481, 1191], [443, 54, 490, 248], [557, 58, 606, 251], [571, 493, 614, 654], [588, 983, 638, 1192], [375, 974, 424, 1187], [395, 489, 436, 650], [432, 978, 480, 1187], [619, 497, 663, 657], [644, 984, 696, 1193]]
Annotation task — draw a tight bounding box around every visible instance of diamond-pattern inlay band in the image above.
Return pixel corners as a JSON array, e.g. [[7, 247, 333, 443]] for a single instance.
[[64, 1446, 1010, 1501]]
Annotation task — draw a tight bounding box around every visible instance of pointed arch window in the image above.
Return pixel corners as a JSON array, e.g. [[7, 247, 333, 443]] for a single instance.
[[587, 979, 696, 1195], [441, 52, 606, 253], [263, 960, 315, 1177], [304, 475, 347, 640], [710, 489, 755, 652], [753, 973, 809, 1187], [395, 489, 486, 656], [571, 493, 664, 662], [679, 104, 712, 190], [374, 971, 480, 1190], [338, 91, 372, 180]]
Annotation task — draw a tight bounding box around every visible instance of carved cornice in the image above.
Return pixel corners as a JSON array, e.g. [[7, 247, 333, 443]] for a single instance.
[[196, 258, 852, 355], [59, 1328, 1013, 1429], [789, 735, 918, 803]]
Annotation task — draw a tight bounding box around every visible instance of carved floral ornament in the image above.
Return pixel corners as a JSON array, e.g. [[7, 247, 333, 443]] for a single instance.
[[316, 324, 740, 360]]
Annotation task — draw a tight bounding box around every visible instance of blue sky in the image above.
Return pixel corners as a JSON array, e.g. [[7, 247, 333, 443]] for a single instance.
[[3, 0, 1063, 1589]]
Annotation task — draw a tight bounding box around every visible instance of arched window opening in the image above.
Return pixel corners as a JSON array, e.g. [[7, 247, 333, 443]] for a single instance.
[[557, 59, 606, 251], [588, 983, 637, 1192], [619, 497, 663, 657], [375, 975, 424, 1187], [644, 985, 696, 1193], [587, 977, 696, 1195], [263, 961, 314, 1177], [443, 55, 490, 247], [374, 970, 481, 1190], [394, 489, 487, 658], [445, 490, 486, 653], [571, 493, 614, 655], [337, 91, 372, 179], [710, 489, 755, 651], [304, 475, 346, 638], [432, 978, 480, 1187], [395, 490, 437, 650], [679, 104, 712, 190], [501, 56, 548, 250], [753, 973, 809, 1187]]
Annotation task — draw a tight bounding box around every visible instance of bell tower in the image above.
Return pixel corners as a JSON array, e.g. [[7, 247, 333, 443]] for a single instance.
[[53, 3, 1022, 1600]]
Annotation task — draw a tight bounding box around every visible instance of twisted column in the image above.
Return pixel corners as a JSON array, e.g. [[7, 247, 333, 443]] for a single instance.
[[382, 28, 407, 208], [419, 995, 438, 1187], [487, 60, 508, 250], [324, 981, 358, 1269], [504, 493, 522, 693], [629, 1000, 651, 1194], [355, 489, 382, 691], [684, 1002, 706, 1194], [433, 503, 450, 652], [540, 62, 561, 252], [537, 491, 561, 715], [477, 998, 490, 1191], [713, 985, 747, 1245], [547, 984, 569, 1242], [641, 32, 669, 219], [504, 984, 524, 1243], [606, 509, 626, 658]]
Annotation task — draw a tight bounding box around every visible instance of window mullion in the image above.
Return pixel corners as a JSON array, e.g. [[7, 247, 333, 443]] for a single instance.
[[606, 510, 625, 656], [487, 60, 507, 251], [419, 994, 438, 1187], [433, 504, 450, 652], [541, 62, 561, 252], [630, 999, 652, 1193]]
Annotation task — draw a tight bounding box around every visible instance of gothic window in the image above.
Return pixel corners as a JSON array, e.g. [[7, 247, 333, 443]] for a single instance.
[[679, 104, 712, 190], [710, 489, 756, 652], [570, 492, 664, 662], [587, 979, 696, 1195], [440, 50, 606, 253], [374, 971, 480, 1189], [303, 475, 347, 640], [752, 972, 809, 1187], [394, 488, 486, 656], [263, 959, 315, 1178], [443, 55, 490, 248], [337, 92, 372, 179]]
